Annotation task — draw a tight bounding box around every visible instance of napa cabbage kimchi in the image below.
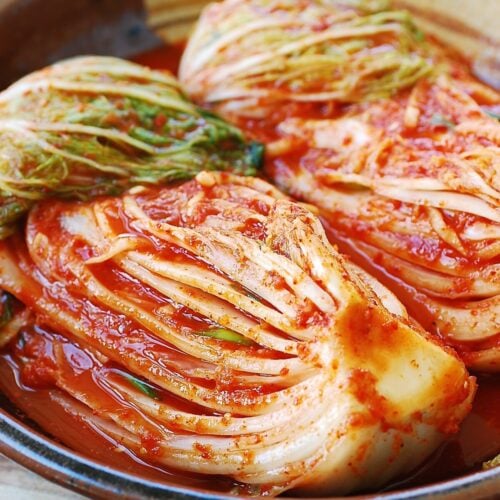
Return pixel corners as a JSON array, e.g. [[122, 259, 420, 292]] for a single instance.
[[181, 0, 500, 372]]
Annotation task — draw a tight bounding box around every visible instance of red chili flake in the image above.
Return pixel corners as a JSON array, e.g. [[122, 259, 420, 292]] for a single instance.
[[154, 113, 167, 129]]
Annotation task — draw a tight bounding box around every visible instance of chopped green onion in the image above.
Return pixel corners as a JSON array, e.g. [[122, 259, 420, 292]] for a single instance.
[[0, 292, 13, 329], [123, 373, 160, 400], [246, 142, 265, 173], [198, 327, 254, 346]]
